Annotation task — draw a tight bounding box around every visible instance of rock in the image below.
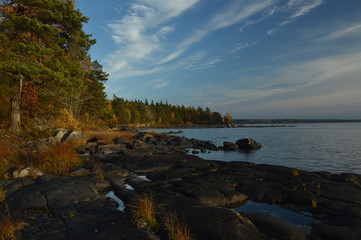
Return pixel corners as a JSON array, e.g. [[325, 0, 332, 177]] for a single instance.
[[236, 138, 262, 150], [191, 138, 218, 150], [243, 213, 307, 240], [223, 141, 239, 151], [13, 167, 44, 179], [64, 130, 85, 142], [173, 176, 248, 207], [131, 140, 150, 151], [53, 128, 68, 141], [53, 129, 85, 142], [69, 167, 91, 177], [87, 137, 102, 143], [155, 191, 266, 240]]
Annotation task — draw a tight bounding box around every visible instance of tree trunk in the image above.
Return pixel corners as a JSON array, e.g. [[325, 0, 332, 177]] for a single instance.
[[10, 95, 21, 133], [10, 77, 23, 133]]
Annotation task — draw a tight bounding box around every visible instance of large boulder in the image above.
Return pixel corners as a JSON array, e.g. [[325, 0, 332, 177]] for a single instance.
[[236, 138, 262, 150]]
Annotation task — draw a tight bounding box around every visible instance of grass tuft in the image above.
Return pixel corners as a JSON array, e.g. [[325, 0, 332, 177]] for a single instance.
[[131, 192, 160, 232], [0, 205, 26, 240], [164, 212, 195, 240], [311, 198, 318, 208], [292, 169, 299, 177], [36, 142, 83, 176]]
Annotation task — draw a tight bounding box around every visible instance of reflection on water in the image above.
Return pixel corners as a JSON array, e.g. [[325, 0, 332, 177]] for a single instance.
[[147, 122, 361, 174]]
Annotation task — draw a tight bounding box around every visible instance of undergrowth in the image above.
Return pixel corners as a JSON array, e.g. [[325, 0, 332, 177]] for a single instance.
[[36, 142, 83, 176]]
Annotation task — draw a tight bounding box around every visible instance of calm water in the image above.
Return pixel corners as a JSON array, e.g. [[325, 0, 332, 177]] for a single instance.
[[148, 122, 361, 174]]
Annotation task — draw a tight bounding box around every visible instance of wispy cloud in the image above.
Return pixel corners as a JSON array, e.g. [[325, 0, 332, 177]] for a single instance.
[[180, 0, 276, 49], [105, 0, 200, 77], [231, 42, 258, 54], [211, 51, 361, 109], [321, 23, 361, 41], [267, 0, 325, 35], [145, 79, 170, 89]]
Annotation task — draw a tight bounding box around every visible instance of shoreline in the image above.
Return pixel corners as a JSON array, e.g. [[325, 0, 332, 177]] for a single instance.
[[1, 129, 361, 239]]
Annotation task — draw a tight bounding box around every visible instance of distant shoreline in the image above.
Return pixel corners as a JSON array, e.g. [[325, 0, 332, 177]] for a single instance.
[[233, 119, 361, 124]]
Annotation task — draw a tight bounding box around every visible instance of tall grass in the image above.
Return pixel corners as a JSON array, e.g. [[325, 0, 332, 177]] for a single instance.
[[131, 192, 160, 232], [164, 212, 195, 240], [36, 142, 83, 176], [0, 206, 26, 240]]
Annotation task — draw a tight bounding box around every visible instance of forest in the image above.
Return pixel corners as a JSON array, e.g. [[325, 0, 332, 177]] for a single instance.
[[0, 0, 230, 136]]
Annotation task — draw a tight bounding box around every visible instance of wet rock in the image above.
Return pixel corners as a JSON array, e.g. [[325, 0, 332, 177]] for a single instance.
[[236, 138, 262, 150]]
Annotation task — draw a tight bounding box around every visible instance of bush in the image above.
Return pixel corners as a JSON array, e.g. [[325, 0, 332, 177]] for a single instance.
[[36, 142, 83, 176], [56, 109, 80, 129]]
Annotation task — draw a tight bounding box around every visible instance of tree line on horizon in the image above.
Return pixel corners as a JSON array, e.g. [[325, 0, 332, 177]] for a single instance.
[[112, 97, 232, 126], [0, 0, 231, 134]]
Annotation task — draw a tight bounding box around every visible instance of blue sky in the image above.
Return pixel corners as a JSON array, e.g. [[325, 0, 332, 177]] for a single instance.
[[76, 0, 361, 119]]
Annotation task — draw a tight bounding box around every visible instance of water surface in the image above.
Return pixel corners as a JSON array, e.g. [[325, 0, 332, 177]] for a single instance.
[[148, 122, 361, 174]]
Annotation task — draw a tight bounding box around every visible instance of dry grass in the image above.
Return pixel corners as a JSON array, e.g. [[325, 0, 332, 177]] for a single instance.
[[0, 144, 25, 179], [311, 198, 318, 208], [83, 129, 136, 144], [93, 165, 105, 180], [292, 169, 299, 177], [131, 192, 160, 232], [164, 212, 195, 240], [0, 206, 26, 240], [36, 142, 83, 176]]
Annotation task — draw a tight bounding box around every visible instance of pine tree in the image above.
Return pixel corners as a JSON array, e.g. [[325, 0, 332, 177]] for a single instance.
[[0, 0, 94, 131]]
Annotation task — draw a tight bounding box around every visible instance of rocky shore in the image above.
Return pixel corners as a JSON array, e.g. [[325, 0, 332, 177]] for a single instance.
[[1, 129, 361, 240]]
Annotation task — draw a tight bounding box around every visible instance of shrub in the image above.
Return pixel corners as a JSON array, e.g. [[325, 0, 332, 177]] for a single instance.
[[131, 192, 159, 232], [164, 212, 195, 240], [56, 109, 80, 129], [0, 206, 26, 240], [36, 142, 83, 176]]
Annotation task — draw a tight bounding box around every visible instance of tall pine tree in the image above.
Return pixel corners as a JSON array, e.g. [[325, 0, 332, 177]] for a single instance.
[[0, 0, 94, 131]]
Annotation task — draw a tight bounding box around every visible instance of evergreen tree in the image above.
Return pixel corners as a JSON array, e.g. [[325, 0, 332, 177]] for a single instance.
[[0, 0, 94, 131]]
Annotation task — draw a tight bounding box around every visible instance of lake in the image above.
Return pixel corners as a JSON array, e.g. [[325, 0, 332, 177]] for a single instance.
[[147, 122, 361, 174]]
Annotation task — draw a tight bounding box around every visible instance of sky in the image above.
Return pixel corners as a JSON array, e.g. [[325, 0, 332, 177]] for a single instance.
[[76, 0, 361, 119]]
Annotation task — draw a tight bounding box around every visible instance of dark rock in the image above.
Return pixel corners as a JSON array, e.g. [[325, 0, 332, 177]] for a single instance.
[[243, 213, 307, 240], [87, 137, 102, 143], [173, 176, 248, 207], [236, 138, 262, 150], [223, 141, 239, 151], [155, 191, 266, 240]]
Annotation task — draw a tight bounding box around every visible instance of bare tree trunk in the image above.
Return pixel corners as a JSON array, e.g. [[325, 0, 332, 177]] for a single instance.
[[10, 77, 23, 133]]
